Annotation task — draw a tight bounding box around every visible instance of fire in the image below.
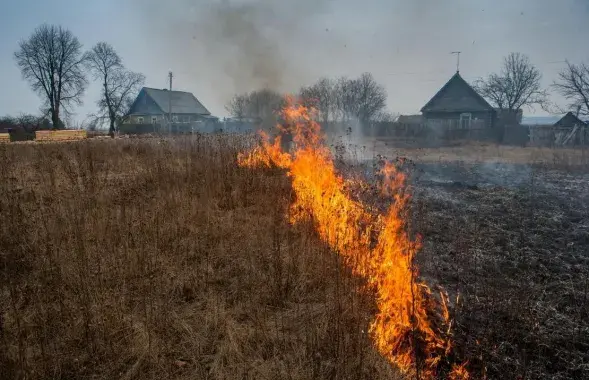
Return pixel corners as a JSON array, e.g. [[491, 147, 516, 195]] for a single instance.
[[238, 98, 468, 379]]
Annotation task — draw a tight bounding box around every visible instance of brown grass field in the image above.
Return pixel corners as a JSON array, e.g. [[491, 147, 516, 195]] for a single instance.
[[0, 136, 398, 380], [1, 135, 588, 379]]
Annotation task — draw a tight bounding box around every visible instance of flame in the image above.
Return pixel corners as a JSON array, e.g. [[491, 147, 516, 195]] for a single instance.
[[239, 98, 467, 378]]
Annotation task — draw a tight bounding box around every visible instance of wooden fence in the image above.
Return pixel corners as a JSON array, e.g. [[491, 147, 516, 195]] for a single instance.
[[35, 130, 87, 142], [529, 125, 588, 147], [0, 133, 10, 143], [364, 119, 499, 143]]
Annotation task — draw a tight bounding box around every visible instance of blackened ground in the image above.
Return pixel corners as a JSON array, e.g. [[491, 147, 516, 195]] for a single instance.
[[411, 162, 589, 379]]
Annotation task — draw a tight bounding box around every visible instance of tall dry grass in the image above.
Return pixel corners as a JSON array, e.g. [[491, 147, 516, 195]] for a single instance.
[[0, 136, 399, 380]]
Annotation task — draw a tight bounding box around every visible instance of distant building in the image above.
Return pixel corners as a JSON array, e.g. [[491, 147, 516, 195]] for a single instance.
[[553, 111, 587, 128], [420, 71, 496, 129], [521, 115, 562, 126], [396, 114, 423, 125], [124, 87, 213, 131]]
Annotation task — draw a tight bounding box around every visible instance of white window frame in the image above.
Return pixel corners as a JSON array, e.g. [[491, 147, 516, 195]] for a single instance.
[[151, 116, 157, 124], [137, 116, 144, 124], [460, 113, 472, 129], [172, 115, 178, 123]]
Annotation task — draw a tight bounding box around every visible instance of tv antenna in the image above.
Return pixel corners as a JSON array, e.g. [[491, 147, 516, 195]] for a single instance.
[[451, 51, 461, 73]]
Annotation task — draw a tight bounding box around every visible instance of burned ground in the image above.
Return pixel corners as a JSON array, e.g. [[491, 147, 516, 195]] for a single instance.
[[411, 161, 589, 379]]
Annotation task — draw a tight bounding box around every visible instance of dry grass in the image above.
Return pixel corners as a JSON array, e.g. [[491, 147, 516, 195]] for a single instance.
[[0, 136, 398, 380], [3, 134, 587, 380], [371, 139, 589, 170]]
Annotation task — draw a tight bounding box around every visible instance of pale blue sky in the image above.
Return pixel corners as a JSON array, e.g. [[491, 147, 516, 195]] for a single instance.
[[1, 0, 588, 122]]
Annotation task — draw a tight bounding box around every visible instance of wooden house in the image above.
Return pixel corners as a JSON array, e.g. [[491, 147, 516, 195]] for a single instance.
[[420, 72, 496, 130], [124, 87, 213, 131]]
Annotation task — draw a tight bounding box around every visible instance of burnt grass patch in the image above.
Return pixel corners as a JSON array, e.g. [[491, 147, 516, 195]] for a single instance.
[[413, 161, 589, 379]]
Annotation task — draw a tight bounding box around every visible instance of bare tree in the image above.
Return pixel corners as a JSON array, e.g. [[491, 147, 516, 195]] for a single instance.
[[86, 42, 145, 137], [553, 60, 589, 118], [299, 77, 337, 125], [334, 76, 357, 122], [225, 93, 249, 121], [474, 52, 548, 112], [225, 89, 284, 130], [14, 24, 87, 130], [354, 72, 388, 124], [333, 73, 387, 124]]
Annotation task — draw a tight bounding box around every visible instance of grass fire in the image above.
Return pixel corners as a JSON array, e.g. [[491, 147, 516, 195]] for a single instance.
[[2, 111, 589, 380], [238, 100, 467, 378]]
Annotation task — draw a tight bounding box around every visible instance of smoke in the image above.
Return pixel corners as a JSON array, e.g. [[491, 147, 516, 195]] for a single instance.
[[195, 0, 327, 93], [131, 0, 334, 111], [127, 0, 589, 117]]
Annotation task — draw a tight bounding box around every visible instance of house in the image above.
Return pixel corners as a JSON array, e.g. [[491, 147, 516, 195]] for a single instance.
[[397, 114, 423, 125], [420, 71, 496, 129], [125, 87, 212, 128], [553, 111, 587, 129], [527, 112, 588, 146]]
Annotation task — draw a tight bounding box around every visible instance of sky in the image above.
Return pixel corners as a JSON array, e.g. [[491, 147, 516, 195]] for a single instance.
[[1, 0, 589, 123]]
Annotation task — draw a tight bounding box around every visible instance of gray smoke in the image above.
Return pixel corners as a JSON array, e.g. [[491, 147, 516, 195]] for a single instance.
[[132, 0, 332, 110], [128, 0, 589, 117]]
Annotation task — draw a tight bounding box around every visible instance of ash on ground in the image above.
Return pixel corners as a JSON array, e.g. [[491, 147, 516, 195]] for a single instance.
[[410, 161, 589, 379]]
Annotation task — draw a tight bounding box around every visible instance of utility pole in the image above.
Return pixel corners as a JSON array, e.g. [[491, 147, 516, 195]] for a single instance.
[[451, 51, 461, 73], [168, 71, 173, 134]]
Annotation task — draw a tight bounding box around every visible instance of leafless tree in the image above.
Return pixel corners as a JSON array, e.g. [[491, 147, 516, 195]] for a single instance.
[[553, 60, 589, 118], [225, 93, 249, 121], [86, 42, 145, 137], [353, 72, 388, 124], [474, 52, 548, 112], [332, 73, 387, 124], [334, 76, 359, 122], [14, 24, 87, 130], [299, 77, 337, 125], [225, 89, 284, 130]]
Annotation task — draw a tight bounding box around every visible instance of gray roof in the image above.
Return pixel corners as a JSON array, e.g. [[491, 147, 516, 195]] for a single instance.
[[421, 72, 495, 113], [554, 112, 587, 127], [397, 114, 423, 124], [521, 115, 563, 125], [143, 87, 211, 115]]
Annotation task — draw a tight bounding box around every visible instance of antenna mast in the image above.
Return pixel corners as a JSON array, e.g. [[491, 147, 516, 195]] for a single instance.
[[451, 51, 461, 73], [168, 71, 173, 134]]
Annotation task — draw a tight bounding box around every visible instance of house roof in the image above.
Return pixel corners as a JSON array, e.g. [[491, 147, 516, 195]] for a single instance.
[[397, 114, 423, 124], [554, 111, 587, 128], [521, 115, 564, 126], [142, 87, 211, 115], [421, 72, 495, 114]]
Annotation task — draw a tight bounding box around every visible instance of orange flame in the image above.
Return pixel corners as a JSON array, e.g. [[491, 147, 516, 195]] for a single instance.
[[239, 98, 467, 378]]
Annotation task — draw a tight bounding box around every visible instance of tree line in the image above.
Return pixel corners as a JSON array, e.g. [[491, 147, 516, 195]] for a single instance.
[[11, 24, 145, 137], [226, 53, 589, 129], [8, 24, 589, 137], [225, 73, 396, 132]]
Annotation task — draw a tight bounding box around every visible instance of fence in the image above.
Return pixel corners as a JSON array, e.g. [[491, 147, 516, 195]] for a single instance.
[[35, 130, 87, 142], [0, 133, 10, 143], [529, 125, 588, 147], [361, 119, 500, 145]]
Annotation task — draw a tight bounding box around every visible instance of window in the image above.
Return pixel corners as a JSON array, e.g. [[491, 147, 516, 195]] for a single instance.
[[137, 116, 144, 124], [151, 116, 157, 124], [172, 115, 178, 123], [460, 113, 471, 129]]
